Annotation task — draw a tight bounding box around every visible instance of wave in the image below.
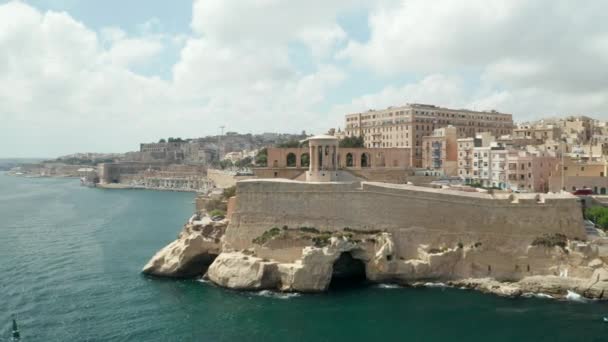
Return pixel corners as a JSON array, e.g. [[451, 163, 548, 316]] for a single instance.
[[255, 290, 300, 299], [565, 290, 590, 303], [376, 283, 400, 289], [424, 282, 448, 288], [196, 278, 210, 284], [522, 292, 554, 299]]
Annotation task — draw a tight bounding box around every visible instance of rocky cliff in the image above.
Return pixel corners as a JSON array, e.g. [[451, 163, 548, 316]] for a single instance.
[[142, 216, 226, 278], [143, 180, 608, 300]]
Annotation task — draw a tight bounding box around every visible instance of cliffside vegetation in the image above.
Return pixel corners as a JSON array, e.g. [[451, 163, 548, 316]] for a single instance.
[[251, 226, 379, 248], [204, 186, 237, 216], [585, 206, 608, 229], [531, 233, 568, 250]]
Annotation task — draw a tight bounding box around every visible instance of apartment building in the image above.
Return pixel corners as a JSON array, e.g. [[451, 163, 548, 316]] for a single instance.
[[421, 125, 458, 176], [506, 151, 557, 193], [457, 132, 496, 183], [344, 103, 513, 167], [458, 133, 557, 192], [547, 157, 608, 193], [513, 123, 561, 143]]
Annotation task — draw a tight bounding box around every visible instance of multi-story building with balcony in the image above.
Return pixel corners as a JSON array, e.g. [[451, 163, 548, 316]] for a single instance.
[[421, 125, 458, 176], [457, 132, 557, 192], [344, 103, 513, 167], [505, 150, 557, 193], [457, 132, 496, 183]]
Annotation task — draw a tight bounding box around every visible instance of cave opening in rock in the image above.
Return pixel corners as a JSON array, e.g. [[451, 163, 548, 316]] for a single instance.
[[178, 253, 219, 278], [329, 252, 367, 290]]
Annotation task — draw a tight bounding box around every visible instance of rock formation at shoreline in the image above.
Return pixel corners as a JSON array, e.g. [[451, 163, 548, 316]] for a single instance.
[[142, 180, 608, 300], [143, 218, 608, 299], [142, 216, 226, 278]]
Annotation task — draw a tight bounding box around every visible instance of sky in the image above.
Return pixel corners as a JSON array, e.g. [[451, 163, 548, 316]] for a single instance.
[[1, 0, 608, 158]]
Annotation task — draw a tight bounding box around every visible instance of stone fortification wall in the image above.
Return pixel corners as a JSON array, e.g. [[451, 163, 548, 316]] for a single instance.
[[226, 180, 585, 254], [146, 179, 608, 296], [207, 169, 255, 188]]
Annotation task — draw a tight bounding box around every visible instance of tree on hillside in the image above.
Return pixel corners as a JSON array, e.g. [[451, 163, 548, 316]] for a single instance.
[[235, 156, 253, 168], [219, 159, 233, 169], [278, 140, 303, 148], [158, 138, 166, 143], [255, 148, 268, 167], [339, 136, 365, 148]]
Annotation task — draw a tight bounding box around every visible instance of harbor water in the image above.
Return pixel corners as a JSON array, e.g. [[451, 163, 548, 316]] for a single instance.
[[1, 174, 607, 341]]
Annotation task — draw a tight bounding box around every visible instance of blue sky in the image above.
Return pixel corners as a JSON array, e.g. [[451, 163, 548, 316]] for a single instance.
[[1, 0, 607, 157]]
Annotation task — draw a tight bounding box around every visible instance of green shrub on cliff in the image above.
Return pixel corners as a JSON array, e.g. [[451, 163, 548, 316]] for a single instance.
[[299, 227, 320, 234], [209, 209, 225, 218], [343, 227, 382, 235], [222, 186, 236, 199], [531, 233, 567, 249], [205, 199, 227, 213], [252, 227, 282, 245], [312, 234, 331, 247]]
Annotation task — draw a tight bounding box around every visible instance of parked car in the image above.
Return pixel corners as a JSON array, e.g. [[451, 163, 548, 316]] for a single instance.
[[572, 189, 594, 196]]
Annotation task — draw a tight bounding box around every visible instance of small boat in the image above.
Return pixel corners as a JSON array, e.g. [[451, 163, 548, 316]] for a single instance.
[[11, 318, 20, 341], [603, 317, 608, 323]]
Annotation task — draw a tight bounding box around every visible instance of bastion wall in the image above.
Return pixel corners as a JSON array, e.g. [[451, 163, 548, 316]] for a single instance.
[[225, 179, 586, 257]]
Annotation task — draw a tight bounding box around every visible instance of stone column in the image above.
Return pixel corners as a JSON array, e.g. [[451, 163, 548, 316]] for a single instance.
[[310, 145, 316, 172], [332, 146, 337, 169], [319, 145, 324, 170]]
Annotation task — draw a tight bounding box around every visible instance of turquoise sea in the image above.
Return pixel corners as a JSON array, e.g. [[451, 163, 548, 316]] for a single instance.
[[1, 173, 608, 341]]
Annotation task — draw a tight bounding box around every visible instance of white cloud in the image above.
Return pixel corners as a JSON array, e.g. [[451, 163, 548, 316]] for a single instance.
[[331, 74, 467, 115], [0, 1, 353, 157], [2, 0, 608, 157], [298, 25, 347, 59], [341, 0, 608, 93], [103, 37, 164, 67]]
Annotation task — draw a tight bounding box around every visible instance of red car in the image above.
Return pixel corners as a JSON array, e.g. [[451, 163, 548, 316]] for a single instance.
[[572, 189, 594, 196]]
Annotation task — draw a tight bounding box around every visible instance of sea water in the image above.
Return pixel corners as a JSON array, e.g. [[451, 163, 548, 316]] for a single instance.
[[1, 173, 607, 341]]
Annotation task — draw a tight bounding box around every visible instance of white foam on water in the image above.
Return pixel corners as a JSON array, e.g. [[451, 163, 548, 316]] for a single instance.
[[424, 282, 448, 288], [376, 283, 400, 289], [522, 292, 554, 299], [565, 290, 590, 303], [255, 290, 300, 299], [196, 278, 210, 284]]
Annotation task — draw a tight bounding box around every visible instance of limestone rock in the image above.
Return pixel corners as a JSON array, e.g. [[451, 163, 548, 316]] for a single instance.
[[207, 252, 280, 290], [142, 220, 225, 278], [517, 275, 586, 296], [449, 278, 522, 298], [588, 258, 604, 269], [582, 268, 608, 299]]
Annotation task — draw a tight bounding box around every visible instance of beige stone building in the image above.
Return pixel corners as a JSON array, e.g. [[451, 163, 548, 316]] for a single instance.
[[344, 103, 513, 167], [548, 158, 608, 193], [264, 146, 410, 170], [505, 150, 557, 193], [457, 133, 558, 192], [254, 142, 412, 183], [421, 125, 458, 176], [513, 123, 561, 144], [457, 132, 496, 183]]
